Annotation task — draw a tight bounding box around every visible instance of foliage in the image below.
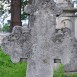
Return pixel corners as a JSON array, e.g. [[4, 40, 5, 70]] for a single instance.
[[54, 64, 64, 77], [21, 0, 28, 8], [0, 0, 29, 28], [54, 64, 77, 77], [2, 24, 10, 32], [21, 0, 29, 20], [21, 12, 29, 20], [0, 48, 27, 77]]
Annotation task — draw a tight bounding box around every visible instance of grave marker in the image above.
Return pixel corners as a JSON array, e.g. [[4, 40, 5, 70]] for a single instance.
[[1, 0, 62, 77]]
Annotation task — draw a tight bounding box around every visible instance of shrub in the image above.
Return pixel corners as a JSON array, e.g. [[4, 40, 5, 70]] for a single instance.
[[2, 24, 10, 32]]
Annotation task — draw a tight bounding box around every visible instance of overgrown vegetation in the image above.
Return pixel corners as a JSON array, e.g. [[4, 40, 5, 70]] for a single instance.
[[2, 24, 10, 32], [0, 48, 26, 77], [54, 64, 77, 77], [54, 64, 64, 77]]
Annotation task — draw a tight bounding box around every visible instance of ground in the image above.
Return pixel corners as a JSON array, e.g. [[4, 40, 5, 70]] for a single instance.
[[1, 48, 77, 77], [0, 48, 26, 77]]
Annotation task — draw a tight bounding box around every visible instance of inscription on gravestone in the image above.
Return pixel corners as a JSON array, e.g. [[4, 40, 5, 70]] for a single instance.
[[54, 59, 61, 63]]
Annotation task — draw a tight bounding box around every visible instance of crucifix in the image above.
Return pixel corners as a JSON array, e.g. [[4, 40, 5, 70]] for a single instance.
[[10, 0, 22, 32]]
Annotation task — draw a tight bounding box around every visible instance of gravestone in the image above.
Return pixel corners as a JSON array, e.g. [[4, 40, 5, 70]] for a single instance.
[[52, 27, 77, 72], [1, 0, 62, 77], [2, 0, 77, 76], [26, 0, 57, 77], [1, 26, 31, 63]]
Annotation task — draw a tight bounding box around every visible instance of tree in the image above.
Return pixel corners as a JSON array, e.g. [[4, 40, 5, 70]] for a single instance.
[[0, 0, 29, 31]]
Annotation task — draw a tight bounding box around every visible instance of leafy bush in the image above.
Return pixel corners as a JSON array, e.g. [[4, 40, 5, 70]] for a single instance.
[[2, 24, 10, 32], [21, 12, 29, 20]]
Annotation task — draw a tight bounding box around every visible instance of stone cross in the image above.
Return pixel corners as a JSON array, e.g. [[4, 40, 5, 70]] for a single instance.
[[1, 0, 62, 77]]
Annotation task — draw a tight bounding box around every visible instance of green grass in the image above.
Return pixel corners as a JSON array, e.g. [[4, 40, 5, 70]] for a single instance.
[[0, 48, 27, 77], [1, 48, 77, 77], [54, 64, 77, 77], [54, 64, 64, 77]]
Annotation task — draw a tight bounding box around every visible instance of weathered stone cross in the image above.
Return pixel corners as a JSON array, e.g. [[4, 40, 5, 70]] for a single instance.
[[1, 0, 62, 77]]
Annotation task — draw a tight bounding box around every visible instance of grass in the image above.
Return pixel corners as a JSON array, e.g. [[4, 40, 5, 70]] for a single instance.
[[54, 64, 77, 77], [54, 64, 64, 77], [1, 48, 77, 77], [0, 48, 27, 77]]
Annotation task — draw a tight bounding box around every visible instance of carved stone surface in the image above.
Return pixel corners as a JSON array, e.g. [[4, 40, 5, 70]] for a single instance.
[[55, 0, 73, 8], [26, 0, 61, 77], [1, 0, 62, 77], [2, 0, 77, 77], [0, 33, 10, 46], [1, 1, 77, 77], [53, 28, 77, 72], [1, 26, 31, 63]]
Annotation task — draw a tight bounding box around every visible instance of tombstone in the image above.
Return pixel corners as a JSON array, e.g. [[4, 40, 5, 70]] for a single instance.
[[1, 26, 31, 63], [1, 0, 62, 77], [53, 0, 77, 72], [52, 27, 77, 72]]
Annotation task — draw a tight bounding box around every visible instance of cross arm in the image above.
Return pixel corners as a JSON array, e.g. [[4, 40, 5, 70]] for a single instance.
[[1, 26, 31, 63]]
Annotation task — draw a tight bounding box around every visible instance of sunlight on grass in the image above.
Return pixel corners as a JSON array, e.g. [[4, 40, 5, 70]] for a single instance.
[[0, 48, 27, 77]]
